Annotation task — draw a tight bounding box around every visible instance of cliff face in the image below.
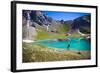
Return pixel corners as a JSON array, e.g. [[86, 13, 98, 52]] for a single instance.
[[30, 11, 53, 26]]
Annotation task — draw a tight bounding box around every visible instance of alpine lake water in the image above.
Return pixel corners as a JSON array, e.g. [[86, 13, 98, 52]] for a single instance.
[[36, 38, 91, 51]]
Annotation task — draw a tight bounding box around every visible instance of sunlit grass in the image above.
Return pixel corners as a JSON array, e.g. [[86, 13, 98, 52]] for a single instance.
[[23, 43, 90, 62]]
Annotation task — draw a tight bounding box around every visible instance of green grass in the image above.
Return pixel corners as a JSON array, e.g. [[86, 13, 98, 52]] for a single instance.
[[34, 23, 71, 40], [36, 29, 49, 40], [35, 25, 85, 40], [36, 29, 68, 40], [59, 23, 70, 33], [23, 43, 90, 62]]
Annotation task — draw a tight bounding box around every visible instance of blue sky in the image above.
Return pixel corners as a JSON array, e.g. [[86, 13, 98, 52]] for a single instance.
[[43, 11, 90, 21]]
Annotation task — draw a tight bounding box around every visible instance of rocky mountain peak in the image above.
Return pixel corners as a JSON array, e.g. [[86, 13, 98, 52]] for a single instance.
[[35, 11, 43, 16]]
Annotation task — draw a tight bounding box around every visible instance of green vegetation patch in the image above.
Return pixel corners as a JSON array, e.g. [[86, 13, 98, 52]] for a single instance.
[[22, 42, 90, 62]]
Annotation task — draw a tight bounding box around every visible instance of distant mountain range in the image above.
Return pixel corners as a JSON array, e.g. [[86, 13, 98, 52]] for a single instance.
[[23, 10, 91, 34]]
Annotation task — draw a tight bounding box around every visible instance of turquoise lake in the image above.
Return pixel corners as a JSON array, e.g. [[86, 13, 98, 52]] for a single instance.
[[37, 38, 91, 51]]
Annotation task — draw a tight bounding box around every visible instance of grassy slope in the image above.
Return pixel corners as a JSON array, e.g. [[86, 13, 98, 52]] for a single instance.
[[35, 23, 70, 40], [23, 43, 90, 62]]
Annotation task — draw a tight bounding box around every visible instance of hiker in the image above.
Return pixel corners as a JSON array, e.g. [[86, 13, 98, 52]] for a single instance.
[[67, 44, 70, 50]]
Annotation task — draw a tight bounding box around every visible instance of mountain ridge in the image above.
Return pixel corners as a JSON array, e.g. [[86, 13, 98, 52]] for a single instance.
[[23, 10, 91, 34]]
